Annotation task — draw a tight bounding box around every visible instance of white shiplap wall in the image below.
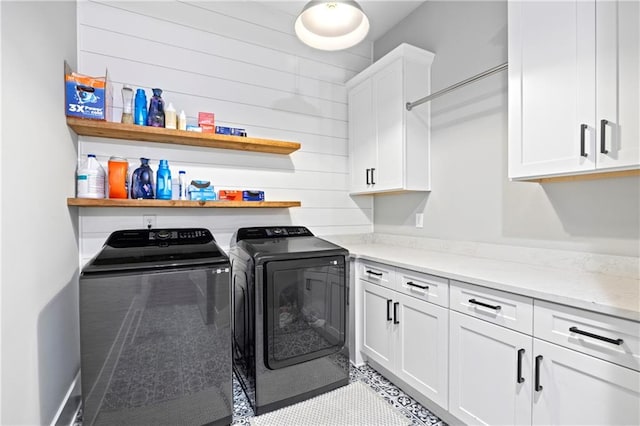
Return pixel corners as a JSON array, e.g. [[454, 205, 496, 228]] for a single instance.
[[77, 0, 373, 261]]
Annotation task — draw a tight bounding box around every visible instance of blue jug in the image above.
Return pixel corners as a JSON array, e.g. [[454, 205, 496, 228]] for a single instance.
[[134, 89, 148, 126], [131, 158, 154, 199], [156, 159, 172, 200]]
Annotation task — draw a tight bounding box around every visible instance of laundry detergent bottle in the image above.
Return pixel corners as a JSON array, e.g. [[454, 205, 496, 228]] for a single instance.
[[156, 159, 172, 200], [131, 157, 154, 199], [76, 154, 105, 198]]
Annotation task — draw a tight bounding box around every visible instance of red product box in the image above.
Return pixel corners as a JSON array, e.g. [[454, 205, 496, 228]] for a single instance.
[[218, 190, 242, 201], [200, 124, 215, 133], [198, 112, 215, 126]]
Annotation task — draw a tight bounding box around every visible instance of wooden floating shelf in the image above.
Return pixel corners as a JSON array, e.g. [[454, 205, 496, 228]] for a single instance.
[[67, 198, 301, 208], [67, 117, 301, 155]]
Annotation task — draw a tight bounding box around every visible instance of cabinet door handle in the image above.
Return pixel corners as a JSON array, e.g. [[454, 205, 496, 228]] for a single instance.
[[569, 326, 624, 346], [468, 298, 502, 311], [600, 119, 609, 154], [366, 168, 371, 185], [407, 281, 429, 290], [580, 124, 588, 157], [393, 302, 400, 324], [535, 355, 543, 392], [517, 348, 525, 384], [365, 269, 383, 276], [386, 299, 393, 321], [370, 168, 376, 185]]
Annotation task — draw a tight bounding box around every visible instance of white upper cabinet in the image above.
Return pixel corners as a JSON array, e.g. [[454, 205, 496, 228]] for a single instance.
[[596, 0, 640, 169], [508, 0, 640, 180], [348, 79, 377, 194], [347, 43, 434, 194]]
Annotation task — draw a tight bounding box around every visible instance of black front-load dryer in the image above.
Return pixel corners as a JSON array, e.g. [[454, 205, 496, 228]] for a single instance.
[[229, 226, 349, 415]]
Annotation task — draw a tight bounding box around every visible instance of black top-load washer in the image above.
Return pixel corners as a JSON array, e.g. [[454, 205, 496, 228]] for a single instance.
[[80, 228, 232, 426], [229, 226, 349, 415]]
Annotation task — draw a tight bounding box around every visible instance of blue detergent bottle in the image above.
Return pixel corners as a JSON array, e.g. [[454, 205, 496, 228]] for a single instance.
[[156, 159, 172, 200], [131, 158, 154, 199], [134, 89, 148, 126]]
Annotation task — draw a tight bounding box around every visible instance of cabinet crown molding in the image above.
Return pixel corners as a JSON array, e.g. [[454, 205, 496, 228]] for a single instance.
[[346, 43, 435, 89]]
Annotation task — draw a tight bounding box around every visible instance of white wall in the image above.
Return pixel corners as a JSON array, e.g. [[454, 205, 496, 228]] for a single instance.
[[77, 0, 374, 262], [1, 1, 80, 424], [372, 0, 640, 256]]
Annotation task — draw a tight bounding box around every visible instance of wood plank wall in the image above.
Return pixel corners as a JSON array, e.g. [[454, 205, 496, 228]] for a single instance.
[[77, 0, 373, 261]]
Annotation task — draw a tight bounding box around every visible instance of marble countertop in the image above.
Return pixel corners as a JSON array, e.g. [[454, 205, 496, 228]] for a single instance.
[[341, 242, 640, 322]]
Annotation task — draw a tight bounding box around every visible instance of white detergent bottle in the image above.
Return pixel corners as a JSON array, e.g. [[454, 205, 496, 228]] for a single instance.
[[178, 110, 187, 131], [165, 102, 177, 129], [77, 154, 106, 198]]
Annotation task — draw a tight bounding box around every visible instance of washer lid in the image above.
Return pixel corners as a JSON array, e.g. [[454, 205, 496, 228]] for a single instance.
[[83, 228, 228, 274]]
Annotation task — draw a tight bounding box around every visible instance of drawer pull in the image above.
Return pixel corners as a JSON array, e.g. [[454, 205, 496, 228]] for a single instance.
[[407, 281, 428, 290], [517, 348, 525, 384], [393, 302, 400, 324], [468, 298, 502, 311], [386, 299, 393, 321], [366, 270, 383, 277], [569, 326, 624, 346], [535, 355, 543, 392]]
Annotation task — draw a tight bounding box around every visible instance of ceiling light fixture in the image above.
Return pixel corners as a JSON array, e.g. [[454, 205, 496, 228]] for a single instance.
[[294, 1, 370, 51]]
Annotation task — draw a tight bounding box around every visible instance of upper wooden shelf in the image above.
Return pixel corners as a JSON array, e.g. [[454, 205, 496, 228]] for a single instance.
[[67, 117, 301, 155], [67, 198, 301, 208]]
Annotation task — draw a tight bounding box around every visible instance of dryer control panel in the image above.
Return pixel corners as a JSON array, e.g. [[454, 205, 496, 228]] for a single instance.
[[235, 226, 313, 241]]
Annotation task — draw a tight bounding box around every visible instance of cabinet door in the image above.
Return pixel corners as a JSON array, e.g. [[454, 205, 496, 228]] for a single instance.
[[596, 0, 640, 169], [396, 293, 449, 409], [532, 339, 640, 425], [373, 58, 404, 191], [449, 311, 533, 425], [349, 79, 376, 193], [362, 281, 395, 370], [508, 0, 596, 179]]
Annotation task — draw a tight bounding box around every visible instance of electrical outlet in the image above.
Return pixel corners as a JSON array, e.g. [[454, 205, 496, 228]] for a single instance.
[[143, 215, 156, 229], [415, 213, 424, 228]]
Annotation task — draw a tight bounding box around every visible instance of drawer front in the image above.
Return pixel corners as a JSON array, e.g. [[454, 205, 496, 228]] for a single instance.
[[359, 261, 395, 289], [450, 280, 533, 334], [534, 300, 640, 371], [396, 267, 449, 308]]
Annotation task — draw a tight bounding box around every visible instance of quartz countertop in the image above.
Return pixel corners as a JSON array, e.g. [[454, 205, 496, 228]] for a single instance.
[[340, 242, 640, 322]]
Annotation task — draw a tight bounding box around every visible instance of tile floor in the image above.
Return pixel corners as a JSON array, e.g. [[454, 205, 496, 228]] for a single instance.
[[231, 363, 447, 426], [74, 363, 447, 426]]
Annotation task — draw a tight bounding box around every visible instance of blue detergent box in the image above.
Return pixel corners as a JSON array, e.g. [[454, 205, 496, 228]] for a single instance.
[[188, 180, 217, 201], [242, 190, 264, 201], [215, 126, 247, 137], [64, 62, 112, 120]]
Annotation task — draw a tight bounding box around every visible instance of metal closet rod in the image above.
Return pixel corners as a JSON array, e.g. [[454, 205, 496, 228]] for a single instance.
[[406, 62, 508, 111]]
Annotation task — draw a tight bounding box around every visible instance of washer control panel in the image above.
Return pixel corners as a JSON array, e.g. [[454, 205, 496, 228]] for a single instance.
[[150, 229, 209, 241], [106, 228, 214, 248]]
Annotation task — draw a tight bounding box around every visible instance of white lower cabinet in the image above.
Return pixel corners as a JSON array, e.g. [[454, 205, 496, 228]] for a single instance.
[[362, 280, 395, 369], [362, 280, 449, 409], [357, 262, 640, 425], [532, 338, 640, 425], [396, 292, 449, 409], [449, 310, 533, 425]]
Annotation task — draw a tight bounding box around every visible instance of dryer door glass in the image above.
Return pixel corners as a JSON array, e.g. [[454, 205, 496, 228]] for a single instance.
[[264, 256, 346, 370]]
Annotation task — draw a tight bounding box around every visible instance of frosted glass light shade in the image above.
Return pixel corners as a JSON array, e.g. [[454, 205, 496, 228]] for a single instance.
[[295, 1, 370, 51]]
